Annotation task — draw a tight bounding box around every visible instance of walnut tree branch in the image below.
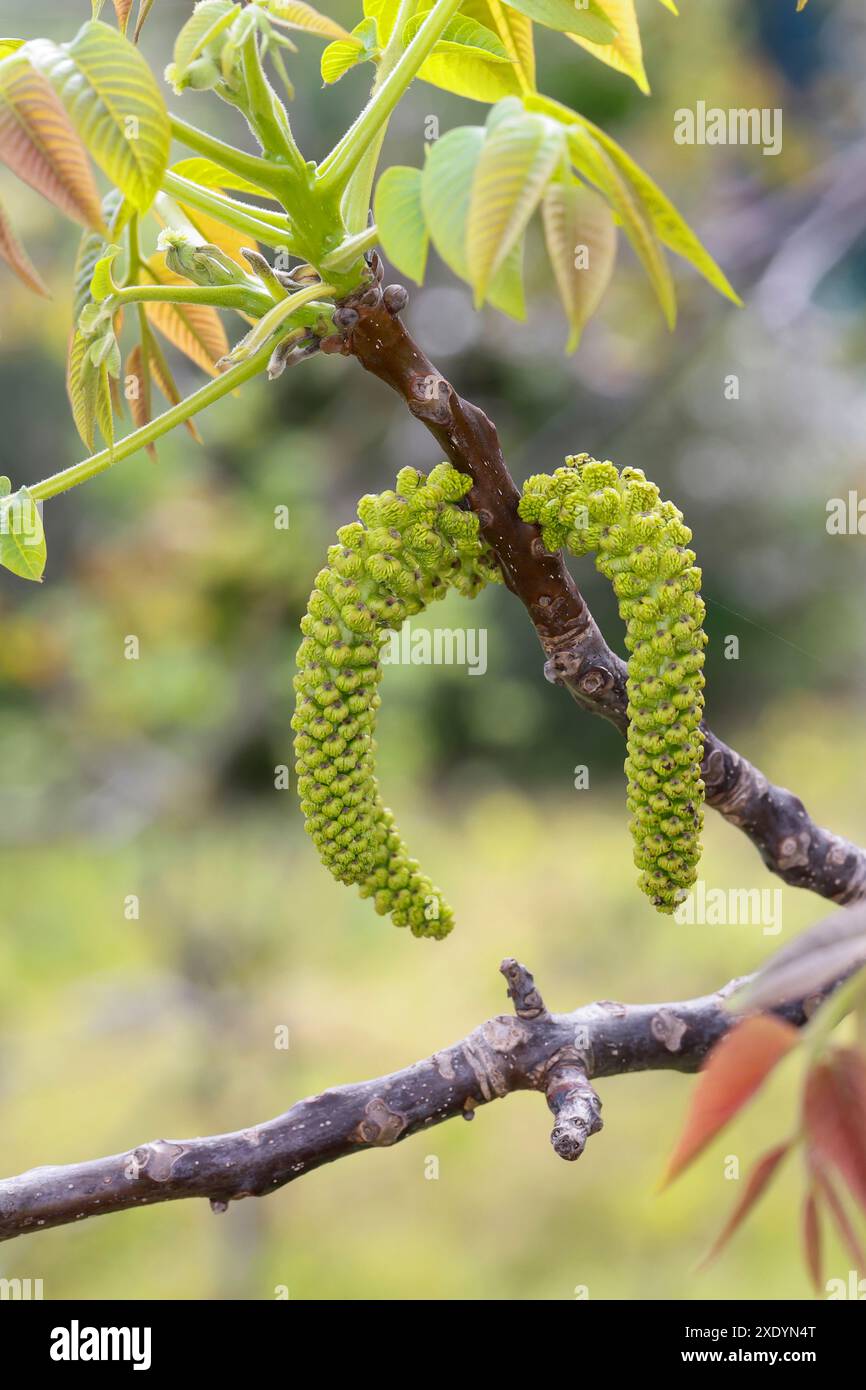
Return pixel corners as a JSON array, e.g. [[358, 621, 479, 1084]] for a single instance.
[[0, 956, 830, 1242], [319, 272, 866, 908]]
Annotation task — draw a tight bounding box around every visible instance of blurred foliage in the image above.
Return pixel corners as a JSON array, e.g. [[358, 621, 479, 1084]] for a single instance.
[[0, 0, 865, 1298]]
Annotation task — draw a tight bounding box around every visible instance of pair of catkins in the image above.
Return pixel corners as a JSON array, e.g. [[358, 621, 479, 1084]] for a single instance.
[[292, 455, 707, 939]]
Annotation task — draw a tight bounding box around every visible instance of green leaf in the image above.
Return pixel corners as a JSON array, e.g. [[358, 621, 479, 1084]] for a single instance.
[[569, 0, 649, 95], [171, 1, 238, 86], [499, 0, 615, 43], [258, 0, 353, 40], [320, 37, 365, 84], [67, 328, 98, 449], [558, 117, 675, 326], [576, 113, 742, 305], [320, 18, 377, 84], [0, 485, 46, 580], [170, 156, 276, 200], [410, 10, 522, 102], [466, 107, 564, 306], [479, 0, 535, 91], [421, 124, 525, 319], [89, 242, 122, 300], [363, 0, 401, 43], [26, 20, 171, 212], [95, 360, 114, 450], [529, 93, 740, 308], [542, 178, 616, 350], [374, 165, 428, 284], [406, 11, 511, 59]]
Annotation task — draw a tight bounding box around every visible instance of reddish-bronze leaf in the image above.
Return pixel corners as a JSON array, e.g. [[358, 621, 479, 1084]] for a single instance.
[[802, 1189, 823, 1291], [0, 57, 104, 230], [133, 0, 157, 43], [803, 1048, 866, 1216], [145, 328, 204, 445], [124, 342, 156, 459], [814, 1167, 866, 1270], [113, 0, 135, 35], [0, 194, 48, 296], [699, 1142, 791, 1268], [662, 1016, 799, 1187]]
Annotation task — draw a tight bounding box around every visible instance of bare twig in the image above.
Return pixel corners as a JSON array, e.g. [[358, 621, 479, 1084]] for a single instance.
[[0, 956, 834, 1242]]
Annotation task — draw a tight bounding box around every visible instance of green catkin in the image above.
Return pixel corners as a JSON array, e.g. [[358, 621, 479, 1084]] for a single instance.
[[292, 462, 501, 939], [518, 454, 707, 913]]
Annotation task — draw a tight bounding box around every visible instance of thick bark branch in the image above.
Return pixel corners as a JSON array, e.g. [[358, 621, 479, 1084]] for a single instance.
[[0, 958, 827, 1243], [321, 277, 866, 907]]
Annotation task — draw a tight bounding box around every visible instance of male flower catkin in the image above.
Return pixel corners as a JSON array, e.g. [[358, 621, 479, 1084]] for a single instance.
[[292, 462, 500, 938], [519, 455, 707, 912]]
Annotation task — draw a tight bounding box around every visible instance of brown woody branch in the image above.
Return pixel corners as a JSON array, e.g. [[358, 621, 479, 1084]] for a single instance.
[[0, 957, 827, 1242], [321, 273, 866, 908]]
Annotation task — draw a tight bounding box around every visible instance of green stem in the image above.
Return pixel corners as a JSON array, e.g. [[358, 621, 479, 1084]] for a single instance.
[[222, 280, 334, 362], [31, 342, 275, 502], [240, 27, 307, 182], [317, 0, 463, 197], [320, 225, 378, 272], [339, 0, 419, 233], [161, 171, 296, 251], [113, 282, 274, 316], [169, 114, 291, 198]]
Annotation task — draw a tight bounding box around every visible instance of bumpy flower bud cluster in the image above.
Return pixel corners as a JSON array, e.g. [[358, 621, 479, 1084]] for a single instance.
[[519, 454, 706, 912], [293, 463, 500, 938]]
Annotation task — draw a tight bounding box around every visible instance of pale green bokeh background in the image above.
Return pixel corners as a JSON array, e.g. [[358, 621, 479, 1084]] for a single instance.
[[0, 0, 865, 1299]]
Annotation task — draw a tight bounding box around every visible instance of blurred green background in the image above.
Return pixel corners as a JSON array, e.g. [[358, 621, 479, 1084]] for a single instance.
[[1, 0, 865, 1299]]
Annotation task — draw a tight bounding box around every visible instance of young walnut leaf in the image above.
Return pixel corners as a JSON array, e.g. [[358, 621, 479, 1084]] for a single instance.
[[112, 0, 135, 34], [699, 1143, 791, 1268], [26, 19, 170, 213], [466, 107, 563, 307], [321, 19, 378, 85], [577, 113, 742, 305], [170, 156, 277, 201], [814, 1169, 866, 1270], [542, 179, 616, 350], [0, 483, 47, 581], [661, 1016, 799, 1187], [500, 0, 615, 43], [802, 1188, 823, 1291], [144, 254, 229, 374], [258, 0, 353, 40], [67, 329, 98, 449], [421, 124, 525, 319], [143, 320, 204, 444], [569, 0, 649, 95], [374, 166, 428, 284], [566, 121, 675, 328], [526, 94, 740, 312], [479, 0, 535, 92], [0, 193, 48, 296], [409, 12, 520, 103], [803, 1049, 866, 1217], [0, 55, 105, 230], [124, 342, 156, 458]]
